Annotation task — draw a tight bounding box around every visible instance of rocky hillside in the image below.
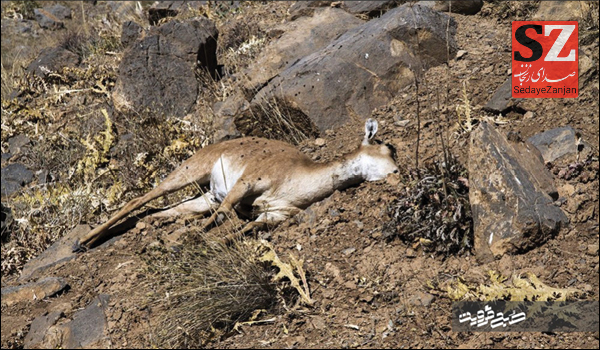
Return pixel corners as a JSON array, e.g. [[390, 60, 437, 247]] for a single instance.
[[1, 1, 598, 348]]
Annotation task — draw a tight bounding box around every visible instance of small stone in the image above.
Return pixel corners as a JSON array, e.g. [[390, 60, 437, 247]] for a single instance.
[[147, 241, 161, 249], [314, 138, 326, 147], [135, 222, 147, 230], [408, 291, 435, 307], [344, 280, 357, 289], [560, 184, 576, 197], [395, 119, 410, 127], [524, 111, 534, 119], [587, 244, 599, 256], [342, 247, 356, 256], [456, 50, 467, 59], [353, 220, 364, 230]]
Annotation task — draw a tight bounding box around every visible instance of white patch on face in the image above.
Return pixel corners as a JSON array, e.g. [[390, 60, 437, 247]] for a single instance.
[[210, 156, 245, 202], [359, 154, 398, 181]]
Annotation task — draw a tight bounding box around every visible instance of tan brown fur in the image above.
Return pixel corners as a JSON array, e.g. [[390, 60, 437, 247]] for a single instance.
[[76, 119, 398, 250]]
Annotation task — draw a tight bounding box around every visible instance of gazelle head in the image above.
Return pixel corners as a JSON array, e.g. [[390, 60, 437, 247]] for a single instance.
[[352, 119, 399, 181]]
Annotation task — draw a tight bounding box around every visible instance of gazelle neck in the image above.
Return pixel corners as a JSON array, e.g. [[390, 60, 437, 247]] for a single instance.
[[312, 151, 366, 192]]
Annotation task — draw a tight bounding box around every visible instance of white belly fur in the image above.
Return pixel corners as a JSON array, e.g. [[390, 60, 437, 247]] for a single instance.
[[210, 156, 245, 203]]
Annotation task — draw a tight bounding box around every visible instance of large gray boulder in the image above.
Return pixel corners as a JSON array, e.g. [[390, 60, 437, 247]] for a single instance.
[[251, 3, 457, 132], [469, 122, 568, 261], [112, 17, 218, 118], [243, 7, 364, 92]]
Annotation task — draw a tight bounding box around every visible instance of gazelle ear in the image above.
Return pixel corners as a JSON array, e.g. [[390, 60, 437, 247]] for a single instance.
[[363, 119, 378, 145]]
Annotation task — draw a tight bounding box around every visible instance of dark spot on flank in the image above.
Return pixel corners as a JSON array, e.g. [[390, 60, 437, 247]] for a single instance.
[[256, 141, 260, 144], [241, 155, 244, 158], [185, 166, 188, 169], [258, 178, 261, 181], [281, 149, 285, 152], [240, 142, 244, 145], [263, 150, 266, 153]]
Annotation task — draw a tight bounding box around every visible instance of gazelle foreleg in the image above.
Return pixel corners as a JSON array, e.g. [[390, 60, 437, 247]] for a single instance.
[[200, 181, 253, 232], [221, 210, 291, 244]]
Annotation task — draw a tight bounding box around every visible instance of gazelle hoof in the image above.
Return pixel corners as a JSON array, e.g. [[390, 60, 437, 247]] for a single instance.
[[72, 240, 89, 253]]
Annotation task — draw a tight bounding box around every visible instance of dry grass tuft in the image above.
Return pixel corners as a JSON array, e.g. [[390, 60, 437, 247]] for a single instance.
[[144, 235, 303, 348]]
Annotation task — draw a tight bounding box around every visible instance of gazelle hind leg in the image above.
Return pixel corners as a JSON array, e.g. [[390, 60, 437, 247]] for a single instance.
[[76, 158, 214, 251], [151, 192, 218, 218]]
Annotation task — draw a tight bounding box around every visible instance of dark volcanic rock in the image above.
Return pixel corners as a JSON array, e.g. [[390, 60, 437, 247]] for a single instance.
[[113, 17, 218, 118], [28, 294, 112, 348], [1, 163, 34, 197], [148, 1, 206, 25], [19, 225, 91, 282], [483, 77, 522, 114], [342, 1, 404, 17], [1, 277, 68, 307], [61, 295, 111, 349], [1, 203, 12, 241], [469, 122, 568, 261], [244, 7, 364, 92], [430, 0, 483, 15], [288, 1, 334, 20], [120, 20, 143, 47], [212, 92, 247, 142], [34, 4, 72, 30], [528, 126, 590, 164], [251, 3, 457, 132], [26, 46, 80, 78], [23, 311, 64, 349], [8, 134, 31, 155]]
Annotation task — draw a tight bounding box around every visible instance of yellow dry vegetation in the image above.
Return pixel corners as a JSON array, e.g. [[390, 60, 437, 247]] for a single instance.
[[76, 109, 115, 182], [258, 240, 314, 305], [444, 270, 581, 302]]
